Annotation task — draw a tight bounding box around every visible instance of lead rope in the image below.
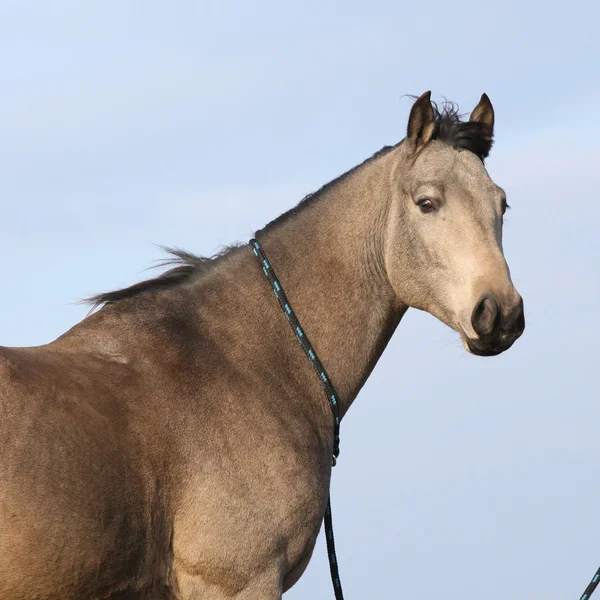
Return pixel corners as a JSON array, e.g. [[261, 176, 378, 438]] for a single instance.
[[581, 567, 600, 600], [249, 238, 344, 600]]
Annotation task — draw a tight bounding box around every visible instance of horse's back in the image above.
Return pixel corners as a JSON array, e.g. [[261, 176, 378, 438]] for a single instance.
[[0, 344, 167, 599]]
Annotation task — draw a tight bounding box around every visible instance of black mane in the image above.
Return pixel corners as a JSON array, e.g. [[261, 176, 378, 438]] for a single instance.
[[86, 247, 226, 310], [87, 144, 400, 310]]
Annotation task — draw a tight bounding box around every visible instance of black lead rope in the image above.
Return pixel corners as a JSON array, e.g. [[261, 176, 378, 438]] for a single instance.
[[249, 238, 344, 600], [581, 567, 600, 600]]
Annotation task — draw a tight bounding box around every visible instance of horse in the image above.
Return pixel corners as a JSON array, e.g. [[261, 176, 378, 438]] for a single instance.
[[0, 91, 524, 599]]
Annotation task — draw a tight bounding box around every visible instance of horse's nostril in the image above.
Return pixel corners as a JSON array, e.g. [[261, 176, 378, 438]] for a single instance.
[[471, 295, 499, 337]]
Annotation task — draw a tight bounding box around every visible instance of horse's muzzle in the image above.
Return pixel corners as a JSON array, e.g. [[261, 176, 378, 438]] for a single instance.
[[466, 293, 525, 356]]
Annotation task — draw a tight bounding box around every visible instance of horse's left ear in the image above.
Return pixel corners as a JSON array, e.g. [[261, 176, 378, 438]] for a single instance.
[[470, 93, 495, 134]]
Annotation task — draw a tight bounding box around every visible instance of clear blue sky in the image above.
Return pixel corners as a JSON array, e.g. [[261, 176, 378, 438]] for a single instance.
[[1, 1, 599, 598]]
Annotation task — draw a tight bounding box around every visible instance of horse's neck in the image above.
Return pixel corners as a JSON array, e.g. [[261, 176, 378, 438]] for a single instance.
[[61, 152, 406, 419], [257, 154, 406, 416]]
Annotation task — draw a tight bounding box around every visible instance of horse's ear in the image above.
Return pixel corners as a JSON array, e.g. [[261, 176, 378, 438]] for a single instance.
[[470, 93, 495, 134], [406, 91, 436, 152]]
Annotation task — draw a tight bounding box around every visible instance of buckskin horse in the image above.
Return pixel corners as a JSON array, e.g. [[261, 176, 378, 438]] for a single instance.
[[0, 92, 524, 599]]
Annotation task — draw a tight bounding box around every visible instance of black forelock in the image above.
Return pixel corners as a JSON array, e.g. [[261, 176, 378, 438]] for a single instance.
[[429, 100, 494, 161]]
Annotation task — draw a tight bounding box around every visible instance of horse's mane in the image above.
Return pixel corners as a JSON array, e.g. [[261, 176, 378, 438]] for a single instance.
[[87, 98, 491, 310], [86, 146, 400, 310], [85, 247, 232, 310]]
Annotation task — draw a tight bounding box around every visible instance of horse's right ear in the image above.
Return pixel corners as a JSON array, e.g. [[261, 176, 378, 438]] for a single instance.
[[470, 93, 495, 134], [406, 91, 436, 152]]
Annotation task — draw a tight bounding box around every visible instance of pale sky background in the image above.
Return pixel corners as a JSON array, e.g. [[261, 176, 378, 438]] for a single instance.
[[1, 1, 599, 598]]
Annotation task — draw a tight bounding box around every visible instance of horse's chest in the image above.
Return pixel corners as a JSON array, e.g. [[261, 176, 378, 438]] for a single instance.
[[172, 441, 330, 590]]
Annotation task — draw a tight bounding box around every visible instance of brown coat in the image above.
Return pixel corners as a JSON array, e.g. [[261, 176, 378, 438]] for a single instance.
[[0, 92, 523, 599]]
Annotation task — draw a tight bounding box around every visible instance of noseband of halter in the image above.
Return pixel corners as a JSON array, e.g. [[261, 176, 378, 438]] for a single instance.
[[249, 238, 344, 600]]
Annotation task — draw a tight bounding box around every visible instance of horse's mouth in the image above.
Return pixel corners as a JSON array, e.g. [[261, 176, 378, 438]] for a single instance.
[[459, 328, 521, 357], [464, 339, 505, 356]]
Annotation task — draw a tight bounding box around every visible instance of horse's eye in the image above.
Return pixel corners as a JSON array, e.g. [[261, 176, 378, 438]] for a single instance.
[[501, 199, 510, 215], [417, 198, 435, 213]]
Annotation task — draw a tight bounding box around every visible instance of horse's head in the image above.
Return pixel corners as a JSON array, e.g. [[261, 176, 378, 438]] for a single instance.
[[385, 91, 524, 356]]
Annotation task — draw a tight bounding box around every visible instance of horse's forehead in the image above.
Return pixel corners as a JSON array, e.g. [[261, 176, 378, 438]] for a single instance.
[[433, 148, 496, 193], [454, 150, 494, 184], [410, 144, 499, 201], [415, 143, 491, 180]]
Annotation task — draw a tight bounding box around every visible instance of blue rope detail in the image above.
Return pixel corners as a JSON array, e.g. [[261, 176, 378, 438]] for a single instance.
[[249, 238, 344, 600], [580, 566, 600, 600], [250, 240, 341, 457]]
